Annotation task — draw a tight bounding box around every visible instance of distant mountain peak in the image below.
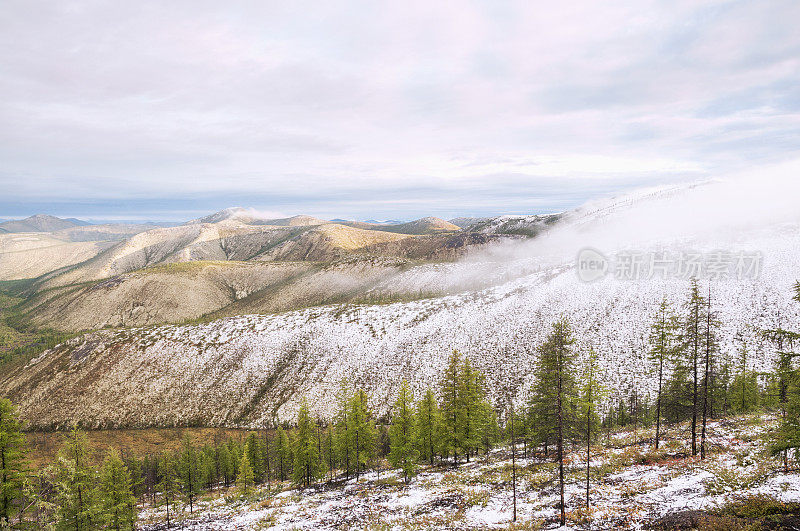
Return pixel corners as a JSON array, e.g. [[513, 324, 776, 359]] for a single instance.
[[187, 207, 250, 224], [0, 214, 83, 233]]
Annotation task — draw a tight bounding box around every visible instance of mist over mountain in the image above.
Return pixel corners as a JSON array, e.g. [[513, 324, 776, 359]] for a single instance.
[[2, 164, 797, 430]]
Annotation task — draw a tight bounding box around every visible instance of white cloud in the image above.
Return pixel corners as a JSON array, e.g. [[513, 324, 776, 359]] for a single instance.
[[0, 0, 798, 218]]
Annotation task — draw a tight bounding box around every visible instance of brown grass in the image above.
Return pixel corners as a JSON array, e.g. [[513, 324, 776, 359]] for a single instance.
[[24, 427, 252, 469]]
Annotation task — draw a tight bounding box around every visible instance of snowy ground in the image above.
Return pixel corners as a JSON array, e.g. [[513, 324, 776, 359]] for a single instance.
[[137, 413, 800, 530]]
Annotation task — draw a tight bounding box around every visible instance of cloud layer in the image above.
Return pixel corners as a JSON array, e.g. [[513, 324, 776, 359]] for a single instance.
[[1, 0, 798, 220]]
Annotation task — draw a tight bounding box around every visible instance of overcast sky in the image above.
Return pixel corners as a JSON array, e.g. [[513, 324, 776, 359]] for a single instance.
[[1, 1, 798, 221]]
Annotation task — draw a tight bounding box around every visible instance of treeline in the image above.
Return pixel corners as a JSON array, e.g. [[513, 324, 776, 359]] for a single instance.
[[0, 279, 797, 529]]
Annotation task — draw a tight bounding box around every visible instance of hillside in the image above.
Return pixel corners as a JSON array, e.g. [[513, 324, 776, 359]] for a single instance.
[[0, 214, 83, 233], [51, 223, 158, 242], [33, 223, 305, 289], [187, 209, 327, 227], [2, 180, 798, 430], [4, 210, 521, 332], [258, 224, 411, 261], [375, 217, 460, 234], [0, 233, 114, 281], [464, 213, 562, 236], [337, 217, 458, 234], [19, 261, 315, 331]]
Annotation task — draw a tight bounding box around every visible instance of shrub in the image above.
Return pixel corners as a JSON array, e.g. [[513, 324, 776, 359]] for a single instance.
[[696, 515, 760, 531], [565, 506, 596, 526], [718, 494, 800, 519], [505, 518, 543, 530], [703, 463, 768, 495], [463, 488, 491, 508]]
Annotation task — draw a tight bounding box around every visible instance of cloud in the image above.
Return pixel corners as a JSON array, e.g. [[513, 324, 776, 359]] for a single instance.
[[0, 0, 798, 219]]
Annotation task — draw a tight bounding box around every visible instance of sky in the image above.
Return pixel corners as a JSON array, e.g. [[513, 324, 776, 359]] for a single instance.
[[1, 0, 798, 222]]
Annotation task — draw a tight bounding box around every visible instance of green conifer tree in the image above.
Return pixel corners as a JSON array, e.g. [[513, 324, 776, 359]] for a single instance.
[[98, 449, 137, 530], [439, 350, 464, 464], [0, 398, 27, 526], [348, 390, 376, 480], [530, 318, 579, 527], [415, 388, 441, 466], [276, 427, 292, 482], [730, 340, 760, 413], [580, 350, 604, 508], [54, 426, 96, 531], [218, 443, 233, 487], [157, 453, 179, 529], [236, 445, 255, 495], [648, 298, 679, 449], [700, 287, 721, 459], [244, 433, 263, 484], [681, 278, 706, 456], [475, 400, 499, 460], [763, 282, 800, 470], [389, 381, 418, 483], [333, 383, 352, 479], [177, 435, 204, 513], [292, 401, 321, 487], [459, 358, 485, 461]]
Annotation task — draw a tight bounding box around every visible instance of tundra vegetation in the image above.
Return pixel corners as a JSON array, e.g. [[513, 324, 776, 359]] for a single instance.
[[0, 281, 796, 529]]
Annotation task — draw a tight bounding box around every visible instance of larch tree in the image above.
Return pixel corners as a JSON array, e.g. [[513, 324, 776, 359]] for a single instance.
[[508, 398, 518, 523], [0, 398, 26, 526], [177, 435, 204, 513], [475, 399, 499, 460], [731, 339, 760, 413], [262, 429, 272, 492], [323, 422, 335, 482], [681, 278, 706, 456], [54, 426, 96, 531], [459, 358, 478, 462], [98, 449, 137, 531], [293, 400, 321, 488], [275, 426, 291, 482], [348, 389, 376, 480], [237, 444, 255, 495], [415, 388, 441, 466], [648, 298, 679, 449], [245, 432, 263, 483], [527, 337, 562, 458], [459, 358, 492, 461], [439, 350, 465, 464], [530, 318, 579, 527], [580, 349, 603, 508], [333, 383, 353, 479], [157, 453, 180, 529], [218, 443, 233, 487], [700, 286, 720, 459], [762, 282, 800, 470], [389, 381, 419, 483]]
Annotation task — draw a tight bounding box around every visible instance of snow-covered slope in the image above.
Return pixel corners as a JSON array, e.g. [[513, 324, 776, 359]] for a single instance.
[[2, 170, 799, 429]]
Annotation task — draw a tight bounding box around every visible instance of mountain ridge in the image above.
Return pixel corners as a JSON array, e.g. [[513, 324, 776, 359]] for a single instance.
[[0, 214, 85, 233]]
